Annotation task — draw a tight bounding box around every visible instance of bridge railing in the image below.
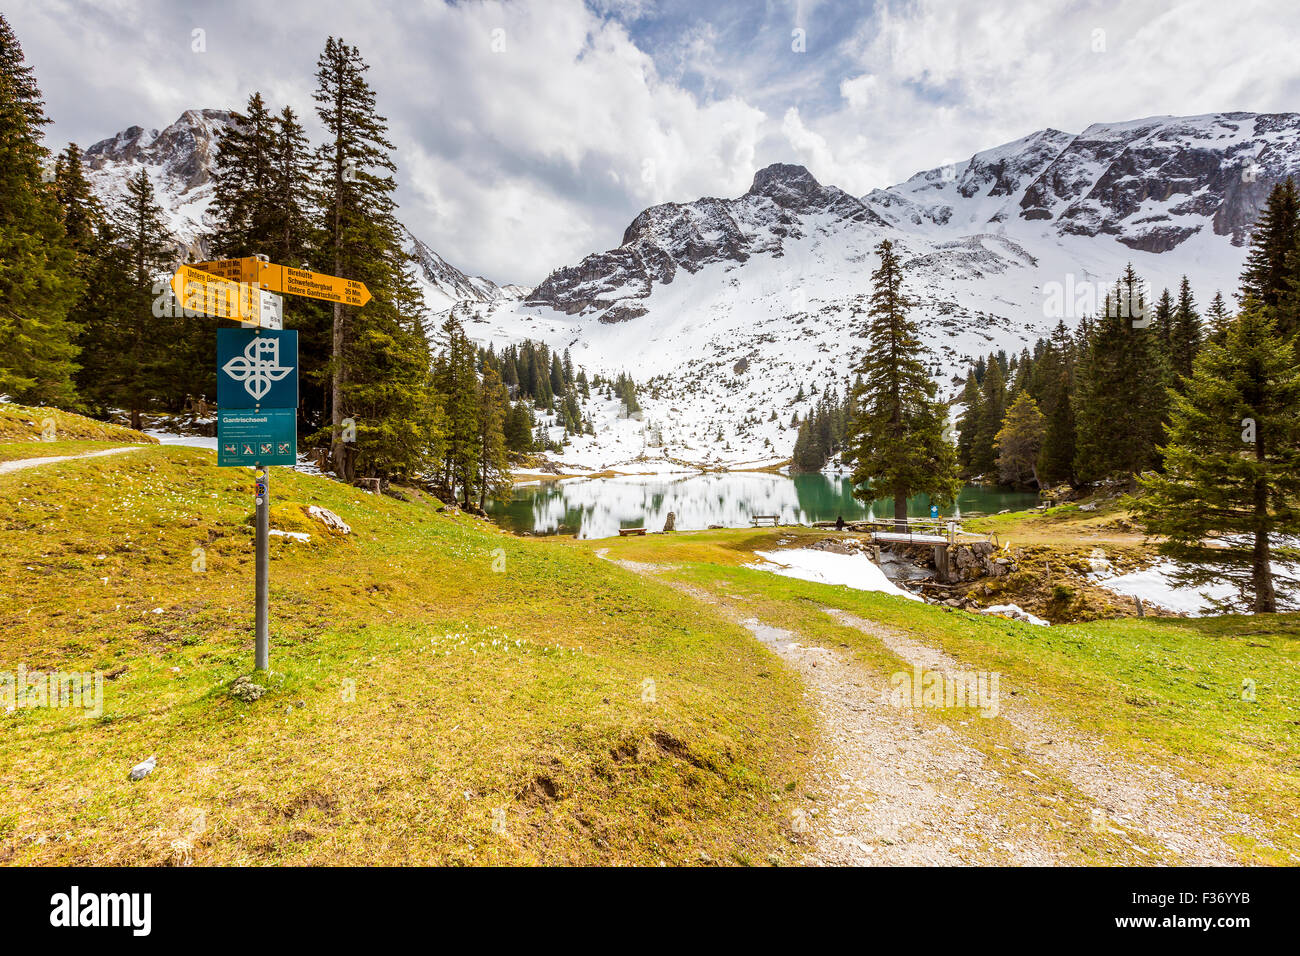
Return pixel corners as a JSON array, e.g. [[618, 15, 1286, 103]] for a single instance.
[[854, 516, 998, 547]]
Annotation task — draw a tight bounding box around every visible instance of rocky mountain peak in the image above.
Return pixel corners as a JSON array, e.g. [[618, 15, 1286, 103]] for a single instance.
[[85, 108, 232, 194], [747, 163, 824, 206]]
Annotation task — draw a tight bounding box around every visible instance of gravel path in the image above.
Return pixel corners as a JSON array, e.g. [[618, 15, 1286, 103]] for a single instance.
[[0, 446, 142, 475], [739, 615, 1050, 865], [824, 608, 1256, 865], [597, 550, 1257, 865]]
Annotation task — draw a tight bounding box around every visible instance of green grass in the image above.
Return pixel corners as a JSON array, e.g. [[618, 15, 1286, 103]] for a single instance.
[[0, 402, 157, 443], [583, 529, 1300, 864], [0, 445, 810, 865]]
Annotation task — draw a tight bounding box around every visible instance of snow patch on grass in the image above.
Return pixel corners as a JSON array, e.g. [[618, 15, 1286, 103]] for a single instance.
[[749, 548, 921, 601]]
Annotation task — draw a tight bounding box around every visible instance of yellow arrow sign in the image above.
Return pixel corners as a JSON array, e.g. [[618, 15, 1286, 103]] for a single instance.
[[192, 257, 260, 284], [170, 265, 282, 328], [257, 263, 371, 308], [194, 258, 371, 308], [172, 265, 253, 320]]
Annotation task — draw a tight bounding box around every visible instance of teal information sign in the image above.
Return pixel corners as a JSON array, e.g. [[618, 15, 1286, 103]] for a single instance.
[[218, 408, 297, 467], [217, 328, 298, 409]]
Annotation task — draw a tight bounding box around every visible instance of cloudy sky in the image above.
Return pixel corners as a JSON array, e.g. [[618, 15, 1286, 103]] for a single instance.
[[9, 0, 1300, 284]]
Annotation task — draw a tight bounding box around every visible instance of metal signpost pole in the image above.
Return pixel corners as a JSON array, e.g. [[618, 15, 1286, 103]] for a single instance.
[[182, 255, 362, 674], [255, 466, 269, 670]]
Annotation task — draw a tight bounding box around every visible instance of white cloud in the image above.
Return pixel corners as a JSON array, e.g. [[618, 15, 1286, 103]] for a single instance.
[[7, 0, 1299, 285]]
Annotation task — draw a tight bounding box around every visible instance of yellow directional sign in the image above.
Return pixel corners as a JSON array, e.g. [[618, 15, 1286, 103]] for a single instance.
[[170, 265, 282, 329], [192, 257, 260, 284], [193, 257, 371, 308], [257, 263, 371, 308]]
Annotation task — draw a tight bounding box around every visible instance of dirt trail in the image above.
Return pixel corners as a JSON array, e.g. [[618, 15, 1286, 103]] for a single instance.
[[824, 608, 1254, 865], [738, 613, 1051, 865], [0, 446, 143, 475], [596, 550, 1256, 865]]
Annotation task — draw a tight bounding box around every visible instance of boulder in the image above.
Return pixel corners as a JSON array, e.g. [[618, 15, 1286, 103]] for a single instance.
[[305, 505, 350, 535]]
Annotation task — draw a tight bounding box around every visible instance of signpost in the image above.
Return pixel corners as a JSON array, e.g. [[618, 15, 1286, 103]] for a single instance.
[[174, 255, 366, 672], [171, 264, 283, 329], [194, 256, 371, 307], [215, 327, 298, 670]]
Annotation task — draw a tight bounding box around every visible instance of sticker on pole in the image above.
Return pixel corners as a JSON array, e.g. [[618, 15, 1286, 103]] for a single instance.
[[217, 329, 299, 408], [217, 408, 297, 467]]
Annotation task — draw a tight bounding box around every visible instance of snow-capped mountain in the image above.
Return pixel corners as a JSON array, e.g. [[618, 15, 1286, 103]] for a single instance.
[[81, 108, 1300, 471], [456, 112, 1300, 469], [406, 230, 529, 313], [84, 108, 231, 259], [82, 110, 518, 307]]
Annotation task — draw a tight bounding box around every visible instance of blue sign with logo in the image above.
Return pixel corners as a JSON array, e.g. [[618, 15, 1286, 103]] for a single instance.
[[217, 329, 298, 409], [217, 408, 297, 467], [930, 505, 940, 518]]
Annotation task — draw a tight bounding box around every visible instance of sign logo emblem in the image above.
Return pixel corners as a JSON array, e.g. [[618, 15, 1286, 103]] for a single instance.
[[222, 337, 294, 402]]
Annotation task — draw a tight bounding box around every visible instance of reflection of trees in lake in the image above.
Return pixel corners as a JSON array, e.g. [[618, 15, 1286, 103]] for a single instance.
[[490, 474, 1037, 538]]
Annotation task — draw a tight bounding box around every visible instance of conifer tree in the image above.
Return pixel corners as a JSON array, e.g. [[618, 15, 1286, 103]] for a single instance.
[[270, 106, 313, 264], [1073, 266, 1167, 481], [434, 312, 479, 503], [1239, 178, 1298, 323], [969, 355, 1005, 477], [1135, 304, 1300, 612], [995, 392, 1046, 488], [1206, 291, 1233, 344], [845, 239, 959, 526], [53, 144, 101, 254], [1169, 276, 1202, 385], [209, 93, 277, 259], [503, 400, 533, 453], [475, 365, 511, 510], [1038, 371, 1077, 486], [313, 37, 436, 479], [1152, 287, 1175, 359], [955, 371, 982, 472], [0, 14, 82, 406], [79, 170, 175, 427]]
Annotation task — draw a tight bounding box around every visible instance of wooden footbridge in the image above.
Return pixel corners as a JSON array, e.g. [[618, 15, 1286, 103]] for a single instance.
[[859, 516, 996, 547], [813, 515, 999, 548]]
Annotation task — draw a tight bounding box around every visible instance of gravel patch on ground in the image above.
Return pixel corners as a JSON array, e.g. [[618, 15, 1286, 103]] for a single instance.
[[596, 551, 1260, 866], [824, 608, 1258, 865], [0, 446, 143, 475]]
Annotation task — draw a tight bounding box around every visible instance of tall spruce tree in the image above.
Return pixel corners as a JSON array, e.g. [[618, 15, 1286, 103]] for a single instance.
[[0, 14, 82, 406], [1206, 291, 1233, 344], [1038, 371, 1077, 486], [99, 170, 176, 427], [1073, 266, 1167, 481], [313, 37, 438, 479], [1135, 304, 1300, 612], [1239, 178, 1298, 326], [53, 144, 101, 254], [969, 355, 1005, 478], [209, 93, 324, 433], [955, 371, 982, 473], [995, 392, 1046, 488], [475, 365, 512, 510], [435, 312, 479, 504], [1169, 276, 1202, 385], [845, 239, 960, 527], [208, 93, 277, 259]]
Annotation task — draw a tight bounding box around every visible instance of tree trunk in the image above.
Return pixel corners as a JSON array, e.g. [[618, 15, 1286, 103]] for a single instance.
[[894, 487, 908, 532], [329, 300, 349, 480], [1253, 478, 1277, 613], [1252, 425, 1276, 613]]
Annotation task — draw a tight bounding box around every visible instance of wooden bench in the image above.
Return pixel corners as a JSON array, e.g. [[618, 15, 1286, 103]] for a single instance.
[[751, 515, 780, 527], [618, 527, 647, 536]]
